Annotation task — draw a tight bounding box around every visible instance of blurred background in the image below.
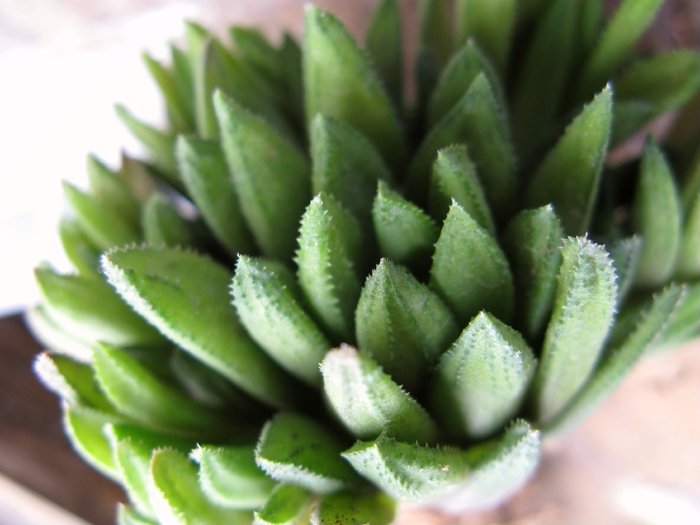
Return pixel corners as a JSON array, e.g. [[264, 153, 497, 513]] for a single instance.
[[0, 1, 699, 524]]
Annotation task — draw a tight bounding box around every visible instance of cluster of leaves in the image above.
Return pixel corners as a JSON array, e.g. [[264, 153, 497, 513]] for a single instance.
[[30, 0, 700, 524]]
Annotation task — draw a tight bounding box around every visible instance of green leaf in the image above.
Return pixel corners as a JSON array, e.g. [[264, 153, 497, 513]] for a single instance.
[[429, 420, 540, 513], [214, 91, 310, 260], [230, 27, 281, 83], [579, 0, 664, 98], [87, 154, 140, 227], [677, 192, 700, 279], [342, 436, 469, 501], [192, 445, 275, 509], [232, 256, 330, 387], [34, 353, 113, 412], [633, 141, 682, 287], [141, 194, 193, 247], [576, 0, 604, 58], [117, 505, 157, 525], [143, 52, 193, 132], [355, 259, 458, 391], [409, 74, 515, 218], [255, 412, 359, 494], [546, 285, 686, 433], [611, 100, 656, 144], [176, 136, 255, 256], [35, 266, 162, 347], [321, 346, 439, 443], [102, 245, 298, 409], [608, 236, 642, 307], [115, 104, 177, 178], [532, 237, 618, 423], [296, 194, 363, 342], [149, 449, 252, 525], [64, 406, 121, 481], [454, 0, 516, 74], [430, 202, 514, 324], [311, 115, 393, 231], [63, 181, 140, 250], [254, 484, 314, 525], [170, 45, 195, 123], [525, 86, 612, 235], [415, 0, 453, 105], [118, 153, 160, 204], [372, 182, 439, 271], [512, 0, 577, 159], [25, 306, 94, 362], [429, 145, 494, 233], [280, 33, 305, 127], [58, 217, 101, 278], [502, 206, 563, 341], [660, 283, 700, 346], [427, 40, 502, 129], [93, 342, 224, 435], [430, 313, 536, 439], [312, 491, 395, 525], [365, 0, 402, 104], [304, 6, 405, 172]]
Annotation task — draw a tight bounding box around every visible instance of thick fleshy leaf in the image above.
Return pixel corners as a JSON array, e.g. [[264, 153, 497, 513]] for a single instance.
[[280, 33, 305, 127], [59, 217, 101, 278], [342, 436, 469, 501], [296, 194, 363, 342], [415, 0, 454, 104], [609, 236, 642, 307], [170, 45, 195, 123], [115, 104, 177, 178], [214, 91, 310, 260], [230, 27, 281, 83], [660, 283, 700, 346], [176, 136, 255, 256], [430, 313, 536, 439], [532, 237, 618, 423], [577, 0, 604, 58], [321, 346, 438, 443], [365, 0, 402, 104], [355, 259, 458, 391], [312, 491, 395, 525], [93, 343, 224, 435], [429, 145, 494, 233], [578, 0, 664, 98], [454, 0, 516, 74], [428, 41, 502, 127], [101, 246, 297, 409], [255, 412, 359, 494], [64, 406, 121, 481], [34, 353, 113, 412], [25, 306, 94, 362], [372, 182, 439, 270], [304, 6, 405, 172], [254, 485, 314, 525], [63, 182, 141, 250], [143, 53, 193, 132], [525, 86, 612, 235], [119, 154, 159, 204], [633, 141, 682, 287], [512, 0, 576, 159], [192, 445, 275, 509], [35, 266, 162, 347], [87, 154, 140, 227], [425, 420, 540, 513], [141, 194, 194, 248], [311, 115, 393, 231], [546, 285, 685, 433], [117, 505, 157, 525], [430, 202, 514, 324], [677, 193, 700, 278], [232, 256, 330, 386], [502, 206, 563, 341], [149, 449, 251, 525], [409, 74, 515, 217]]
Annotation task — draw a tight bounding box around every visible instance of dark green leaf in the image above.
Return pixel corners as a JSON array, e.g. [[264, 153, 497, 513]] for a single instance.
[[312, 491, 395, 525], [365, 0, 402, 105], [677, 192, 700, 279], [415, 0, 454, 104], [254, 484, 314, 525], [230, 27, 281, 82]]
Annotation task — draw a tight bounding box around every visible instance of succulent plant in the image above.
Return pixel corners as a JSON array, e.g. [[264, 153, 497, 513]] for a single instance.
[[29, 0, 700, 523]]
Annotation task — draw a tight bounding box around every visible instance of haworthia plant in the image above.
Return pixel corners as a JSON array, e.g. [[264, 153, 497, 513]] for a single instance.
[[30, 1, 700, 523]]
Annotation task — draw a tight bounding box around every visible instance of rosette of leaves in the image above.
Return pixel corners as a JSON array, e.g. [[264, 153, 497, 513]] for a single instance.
[[29, 0, 700, 523]]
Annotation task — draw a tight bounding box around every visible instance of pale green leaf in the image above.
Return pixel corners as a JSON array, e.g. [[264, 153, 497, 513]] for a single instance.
[[677, 192, 700, 279], [430, 202, 514, 324], [254, 485, 314, 525], [170, 45, 195, 123], [24, 305, 94, 362], [141, 194, 194, 248], [660, 283, 700, 346], [87, 154, 140, 228], [232, 256, 330, 387], [58, 217, 101, 278], [64, 405, 122, 481], [355, 259, 458, 391], [143, 52, 194, 132], [608, 236, 642, 306], [101, 245, 298, 409], [255, 413, 359, 494], [321, 346, 439, 443], [117, 505, 157, 525], [532, 237, 618, 423], [430, 313, 536, 439], [525, 86, 612, 235]]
